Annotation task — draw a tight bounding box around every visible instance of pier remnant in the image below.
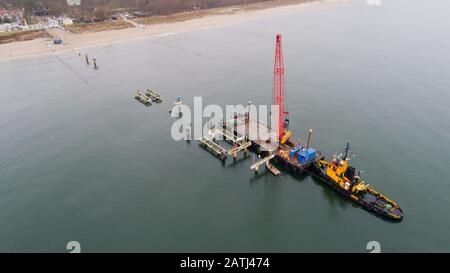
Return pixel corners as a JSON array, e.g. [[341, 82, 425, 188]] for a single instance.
[[209, 127, 251, 160], [199, 136, 227, 160], [185, 123, 191, 143]]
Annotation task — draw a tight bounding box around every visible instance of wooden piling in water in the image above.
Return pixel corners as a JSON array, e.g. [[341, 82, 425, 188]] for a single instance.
[[186, 126, 191, 142]]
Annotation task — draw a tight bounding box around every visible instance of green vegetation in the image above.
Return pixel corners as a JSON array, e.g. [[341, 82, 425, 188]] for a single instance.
[[3, 0, 274, 17], [0, 29, 49, 44], [0, 31, 16, 37], [1, 0, 288, 29]]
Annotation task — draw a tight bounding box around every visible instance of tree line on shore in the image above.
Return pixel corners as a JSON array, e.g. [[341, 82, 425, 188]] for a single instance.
[[1, 0, 273, 21]]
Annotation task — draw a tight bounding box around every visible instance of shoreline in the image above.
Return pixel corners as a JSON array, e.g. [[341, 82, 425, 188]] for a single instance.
[[0, 0, 350, 62]]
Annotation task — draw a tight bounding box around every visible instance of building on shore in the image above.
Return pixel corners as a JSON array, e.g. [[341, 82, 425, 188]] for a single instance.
[[55, 16, 74, 26], [67, 0, 82, 6], [0, 8, 24, 23]]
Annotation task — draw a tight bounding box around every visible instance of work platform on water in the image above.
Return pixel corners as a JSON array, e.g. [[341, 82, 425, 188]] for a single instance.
[[199, 136, 228, 160], [209, 127, 252, 157], [134, 89, 162, 106], [193, 33, 402, 221], [197, 113, 320, 177], [196, 33, 322, 177], [233, 116, 279, 154], [198, 125, 252, 161]]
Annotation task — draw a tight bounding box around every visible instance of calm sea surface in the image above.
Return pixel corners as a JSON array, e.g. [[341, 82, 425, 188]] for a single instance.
[[1, 0, 450, 252]]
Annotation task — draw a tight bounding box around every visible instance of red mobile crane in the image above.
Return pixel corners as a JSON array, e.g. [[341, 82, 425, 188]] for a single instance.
[[273, 34, 291, 144]]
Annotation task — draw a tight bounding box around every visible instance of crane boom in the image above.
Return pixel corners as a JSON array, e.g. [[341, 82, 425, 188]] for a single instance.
[[273, 34, 289, 139]]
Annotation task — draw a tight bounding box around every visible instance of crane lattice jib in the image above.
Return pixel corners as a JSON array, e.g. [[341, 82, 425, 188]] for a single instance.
[[273, 34, 288, 138]]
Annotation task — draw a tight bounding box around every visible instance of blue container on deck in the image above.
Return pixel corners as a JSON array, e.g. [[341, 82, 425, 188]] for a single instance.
[[297, 148, 316, 164], [289, 146, 303, 157]]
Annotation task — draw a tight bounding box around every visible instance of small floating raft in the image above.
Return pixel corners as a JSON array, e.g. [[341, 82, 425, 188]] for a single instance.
[[135, 90, 152, 106], [145, 89, 162, 103]]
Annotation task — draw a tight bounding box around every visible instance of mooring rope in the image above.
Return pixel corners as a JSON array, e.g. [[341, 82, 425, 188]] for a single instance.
[[53, 55, 96, 91]]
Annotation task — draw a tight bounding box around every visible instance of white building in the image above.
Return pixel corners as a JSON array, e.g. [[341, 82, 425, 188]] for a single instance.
[[66, 0, 81, 6], [56, 17, 74, 26], [0, 24, 9, 32]]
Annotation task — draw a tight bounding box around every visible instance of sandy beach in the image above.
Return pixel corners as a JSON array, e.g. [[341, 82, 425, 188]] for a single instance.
[[0, 0, 349, 61]]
